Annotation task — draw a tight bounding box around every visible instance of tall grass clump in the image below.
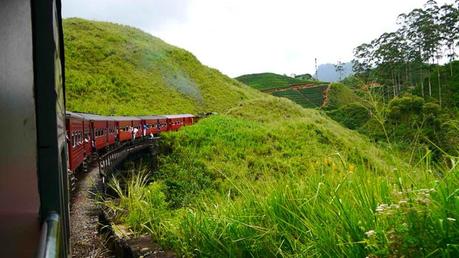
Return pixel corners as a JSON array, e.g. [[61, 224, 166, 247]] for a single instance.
[[105, 98, 459, 257]]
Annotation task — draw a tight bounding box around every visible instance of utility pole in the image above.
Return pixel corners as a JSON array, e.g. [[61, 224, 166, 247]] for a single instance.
[[314, 58, 318, 80]]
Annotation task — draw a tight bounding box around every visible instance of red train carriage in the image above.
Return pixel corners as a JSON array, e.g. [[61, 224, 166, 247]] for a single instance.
[[114, 116, 133, 143], [159, 117, 168, 132], [165, 115, 184, 131], [80, 114, 110, 151], [165, 114, 195, 131], [132, 117, 142, 139], [139, 115, 166, 136], [107, 118, 116, 146], [115, 117, 131, 143], [66, 112, 85, 172], [83, 116, 92, 156], [182, 114, 195, 126]]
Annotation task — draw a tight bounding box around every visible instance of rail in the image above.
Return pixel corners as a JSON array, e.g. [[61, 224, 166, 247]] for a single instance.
[[37, 212, 60, 258]]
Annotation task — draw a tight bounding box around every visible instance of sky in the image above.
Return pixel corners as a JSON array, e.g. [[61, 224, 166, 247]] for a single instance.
[[62, 0, 452, 77]]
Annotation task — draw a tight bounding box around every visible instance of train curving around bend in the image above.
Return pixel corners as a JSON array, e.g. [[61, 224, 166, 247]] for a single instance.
[[0, 0, 196, 257], [65, 112, 195, 174]]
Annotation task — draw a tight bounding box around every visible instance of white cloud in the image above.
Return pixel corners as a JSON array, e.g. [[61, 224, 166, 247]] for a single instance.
[[63, 0, 453, 77]]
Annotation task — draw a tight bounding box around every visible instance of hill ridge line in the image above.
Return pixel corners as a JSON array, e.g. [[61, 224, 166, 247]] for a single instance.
[[261, 83, 329, 93]]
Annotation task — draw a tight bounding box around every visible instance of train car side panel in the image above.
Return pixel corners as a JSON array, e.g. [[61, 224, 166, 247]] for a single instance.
[[66, 115, 85, 172], [92, 120, 108, 150]]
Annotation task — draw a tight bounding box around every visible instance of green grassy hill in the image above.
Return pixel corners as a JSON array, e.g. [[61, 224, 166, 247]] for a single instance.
[[325, 83, 362, 109], [235, 72, 316, 90], [64, 18, 260, 115], [64, 18, 458, 257], [271, 85, 328, 108], [108, 97, 459, 257]]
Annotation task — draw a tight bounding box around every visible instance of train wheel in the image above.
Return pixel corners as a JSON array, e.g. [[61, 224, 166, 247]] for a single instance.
[[82, 158, 88, 173]]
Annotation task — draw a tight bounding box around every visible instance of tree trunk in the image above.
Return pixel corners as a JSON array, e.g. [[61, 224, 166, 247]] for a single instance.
[[420, 68, 424, 98], [398, 72, 402, 94], [437, 64, 442, 107], [392, 70, 397, 98], [428, 76, 432, 97]]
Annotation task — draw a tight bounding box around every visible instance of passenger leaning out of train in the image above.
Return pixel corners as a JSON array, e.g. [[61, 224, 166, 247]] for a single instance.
[[143, 124, 148, 136], [133, 127, 139, 140]]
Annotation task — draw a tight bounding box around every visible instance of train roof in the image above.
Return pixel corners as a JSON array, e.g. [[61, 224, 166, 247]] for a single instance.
[[137, 115, 167, 120], [66, 112, 194, 121], [164, 114, 195, 119], [110, 116, 141, 121], [65, 111, 85, 119], [77, 113, 114, 121]]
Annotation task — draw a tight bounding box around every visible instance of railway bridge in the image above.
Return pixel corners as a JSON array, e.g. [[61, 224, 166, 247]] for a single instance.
[[70, 137, 160, 257]]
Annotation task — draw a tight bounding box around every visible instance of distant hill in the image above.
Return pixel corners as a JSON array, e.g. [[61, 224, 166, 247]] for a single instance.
[[235, 73, 316, 90], [235, 72, 330, 108], [64, 18, 260, 115], [316, 62, 353, 82]]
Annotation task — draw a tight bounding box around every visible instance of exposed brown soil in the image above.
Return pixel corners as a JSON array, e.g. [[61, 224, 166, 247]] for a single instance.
[[321, 83, 332, 108]]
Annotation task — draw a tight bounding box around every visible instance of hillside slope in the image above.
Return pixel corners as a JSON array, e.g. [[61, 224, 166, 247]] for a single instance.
[[235, 72, 316, 90], [64, 18, 260, 115], [107, 97, 459, 257]]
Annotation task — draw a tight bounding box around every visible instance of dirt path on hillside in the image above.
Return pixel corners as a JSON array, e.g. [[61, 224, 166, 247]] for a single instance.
[[70, 166, 113, 258], [321, 83, 332, 108]]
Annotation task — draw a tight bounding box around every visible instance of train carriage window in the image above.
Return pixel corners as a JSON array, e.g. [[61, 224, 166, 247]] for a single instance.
[[72, 133, 76, 148]]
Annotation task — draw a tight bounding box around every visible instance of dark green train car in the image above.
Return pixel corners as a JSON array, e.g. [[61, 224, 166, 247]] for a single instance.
[[0, 0, 70, 257]]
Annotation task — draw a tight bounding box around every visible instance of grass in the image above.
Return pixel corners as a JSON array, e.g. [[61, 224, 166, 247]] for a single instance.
[[271, 85, 328, 108], [236, 73, 319, 91], [65, 17, 459, 257], [324, 83, 362, 110], [104, 97, 459, 257], [64, 18, 260, 115]]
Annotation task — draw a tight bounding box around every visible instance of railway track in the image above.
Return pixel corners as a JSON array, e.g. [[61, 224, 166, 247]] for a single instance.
[[70, 164, 112, 258], [70, 139, 158, 257]]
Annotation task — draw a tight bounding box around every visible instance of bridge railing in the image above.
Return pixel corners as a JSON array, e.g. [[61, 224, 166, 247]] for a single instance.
[[98, 138, 159, 185]]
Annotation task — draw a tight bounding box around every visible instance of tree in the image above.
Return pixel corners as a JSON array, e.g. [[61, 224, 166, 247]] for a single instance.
[[439, 3, 459, 76], [353, 0, 457, 107], [334, 61, 345, 81]]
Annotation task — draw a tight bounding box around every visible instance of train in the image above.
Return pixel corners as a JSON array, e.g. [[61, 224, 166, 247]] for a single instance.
[[65, 112, 196, 174]]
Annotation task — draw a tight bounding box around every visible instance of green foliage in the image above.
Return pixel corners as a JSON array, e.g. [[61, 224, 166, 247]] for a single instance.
[[413, 61, 459, 109], [64, 18, 260, 115], [271, 87, 325, 108], [104, 98, 459, 257], [104, 97, 459, 257], [328, 103, 371, 130], [325, 83, 362, 110], [353, 1, 459, 106], [67, 13, 459, 258], [235, 72, 318, 90], [384, 95, 459, 157]]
